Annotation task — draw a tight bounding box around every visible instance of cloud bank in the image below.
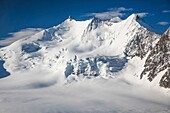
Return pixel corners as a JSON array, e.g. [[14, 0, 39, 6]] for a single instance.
[[157, 22, 169, 26], [85, 7, 133, 20], [0, 28, 43, 47], [162, 10, 170, 13]]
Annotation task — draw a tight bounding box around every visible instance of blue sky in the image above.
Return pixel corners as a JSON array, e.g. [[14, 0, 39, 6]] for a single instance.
[[0, 0, 170, 39]]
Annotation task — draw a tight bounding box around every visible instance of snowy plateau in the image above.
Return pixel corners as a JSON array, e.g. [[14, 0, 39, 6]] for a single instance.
[[0, 14, 170, 113]]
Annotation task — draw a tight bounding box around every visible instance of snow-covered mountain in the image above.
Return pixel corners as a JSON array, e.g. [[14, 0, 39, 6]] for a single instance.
[[1, 13, 170, 113], [0, 13, 165, 89]]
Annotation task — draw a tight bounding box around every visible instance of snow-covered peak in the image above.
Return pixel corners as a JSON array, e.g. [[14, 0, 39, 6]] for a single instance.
[[125, 14, 156, 32], [68, 16, 72, 20], [125, 13, 144, 24], [62, 16, 76, 24], [124, 13, 144, 25], [126, 13, 139, 21], [124, 13, 148, 26]]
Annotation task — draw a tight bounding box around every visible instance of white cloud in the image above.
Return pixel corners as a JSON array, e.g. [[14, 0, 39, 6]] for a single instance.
[[108, 7, 133, 12], [157, 22, 169, 26], [136, 12, 149, 18], [162, 10, 170, 13], [0, 28, 44, 47], [85, 7, 133, 20]]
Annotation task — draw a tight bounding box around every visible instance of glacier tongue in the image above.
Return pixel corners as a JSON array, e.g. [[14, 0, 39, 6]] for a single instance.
[[0, 14, 160, 88]]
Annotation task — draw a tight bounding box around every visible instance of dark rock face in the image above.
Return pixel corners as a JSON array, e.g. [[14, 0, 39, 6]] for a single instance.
[[22, 43, 41, 53], [160, 69, 170, 88], [125, 15, 159, 59], [125, 30, 159, 59], [86, 17, 102, 32], [140, 28, 170, 88]]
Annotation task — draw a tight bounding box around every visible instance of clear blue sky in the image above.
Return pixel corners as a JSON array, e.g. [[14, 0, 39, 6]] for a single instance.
[[0, 0, 170, 39]]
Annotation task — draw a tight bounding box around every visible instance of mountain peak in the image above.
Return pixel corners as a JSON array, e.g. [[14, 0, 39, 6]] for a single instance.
[[68, 16, 73, 20], [126, 13, 156, 33], [127, 13, 140, 21], [64, 16, 74, 22]]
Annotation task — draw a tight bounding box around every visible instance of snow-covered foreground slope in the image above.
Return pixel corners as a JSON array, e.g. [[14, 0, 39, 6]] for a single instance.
[[0, 14, 170, 113], [0, 77, 170, 113]]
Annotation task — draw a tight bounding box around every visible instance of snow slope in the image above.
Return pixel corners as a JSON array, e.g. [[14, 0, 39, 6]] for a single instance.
[[0, 78, 170, 113], [0, 14, 170, 113]]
